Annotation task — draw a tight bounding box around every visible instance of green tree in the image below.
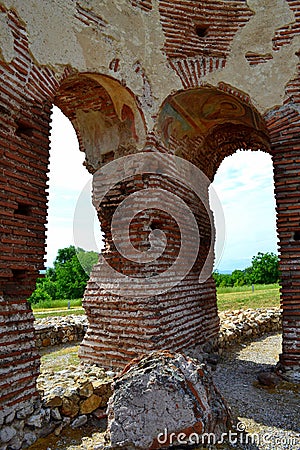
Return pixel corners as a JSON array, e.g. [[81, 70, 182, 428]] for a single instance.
[[28, 286, 52, 305], [28, 246, 98, 303], [77, 249, 98, 275], [243, 266, 253, 285], [250, 252, 279, 284], [54, 245, 77, 267], [231, 269, 246, 286], [213, 271, 234, 287], [54, 254, 89, 299], [212, 270, 222, 287]]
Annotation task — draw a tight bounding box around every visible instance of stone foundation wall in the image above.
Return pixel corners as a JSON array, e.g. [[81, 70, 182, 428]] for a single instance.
[[34, 316, 87, 349], [34, 308, 282, 351], [218, 308, 282, 351]]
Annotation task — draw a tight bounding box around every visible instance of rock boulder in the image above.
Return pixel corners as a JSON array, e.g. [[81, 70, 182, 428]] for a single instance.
[[106, 351, 233, 449]]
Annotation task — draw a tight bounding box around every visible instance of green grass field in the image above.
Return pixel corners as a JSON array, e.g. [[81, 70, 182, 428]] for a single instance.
[[32, 299, 84, 318], [32, 298, 82, 310], [217, 283, 280, 311], [31, 284, 281, 318]]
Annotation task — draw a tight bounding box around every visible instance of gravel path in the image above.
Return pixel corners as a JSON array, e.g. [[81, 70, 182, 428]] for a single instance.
[[213, 333, 300, 450], [29, 332, 299, 450]]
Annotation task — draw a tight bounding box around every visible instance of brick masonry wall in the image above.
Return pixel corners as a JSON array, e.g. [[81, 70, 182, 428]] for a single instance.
[[266, 102, 300, 376], [272, 0, 300, 51], [158, 0, 253, 88], [0, 5, 62, 439], [130, 0, 153, 12], [263, 57, 300, 377]]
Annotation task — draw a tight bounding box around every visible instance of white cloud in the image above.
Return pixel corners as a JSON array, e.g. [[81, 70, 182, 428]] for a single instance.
[[211, 150, 278, 272], [48, 106, 91, 190]]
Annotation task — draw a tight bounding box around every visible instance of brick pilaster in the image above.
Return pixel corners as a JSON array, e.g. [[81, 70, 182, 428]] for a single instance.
[[267, 104, 300, 379]]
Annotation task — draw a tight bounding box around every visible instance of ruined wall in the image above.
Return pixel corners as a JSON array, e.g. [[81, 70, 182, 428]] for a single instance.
[[0, 1, 300, 447]]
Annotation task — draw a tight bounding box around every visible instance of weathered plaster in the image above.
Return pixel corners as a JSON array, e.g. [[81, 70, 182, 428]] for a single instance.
[[76, 109, 120, 166], [0, 10, 14, 62], [1, 0, 181, 128], [1, 0, 300, 117], [3, 0, 85, 67], [74, 0, 182, 125], [85, 73, 146, 145], [204, 0, 300, 113]]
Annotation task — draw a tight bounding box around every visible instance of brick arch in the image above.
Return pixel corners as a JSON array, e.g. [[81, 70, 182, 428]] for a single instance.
[[1, 1, 300, 447], [54, 72, 147, 173], [79, 85, 272, 370], [156, 85, 270, 179], [0, 57, 148, 425], [152, 84, 300, 381]]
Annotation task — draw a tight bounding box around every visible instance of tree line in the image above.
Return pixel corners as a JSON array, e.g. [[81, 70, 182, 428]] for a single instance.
[[28, 247, 279, 304], [213, 252, 279, 287]]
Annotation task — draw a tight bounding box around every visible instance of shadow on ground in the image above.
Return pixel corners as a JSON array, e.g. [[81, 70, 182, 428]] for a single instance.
[[213, 333, 300, 435]]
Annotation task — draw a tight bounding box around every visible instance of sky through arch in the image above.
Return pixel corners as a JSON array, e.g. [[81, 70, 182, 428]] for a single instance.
[[46, 106, 278, 273]]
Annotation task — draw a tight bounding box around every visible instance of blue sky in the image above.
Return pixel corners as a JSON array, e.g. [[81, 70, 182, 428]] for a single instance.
[[47, 106, 278, 272], [211, 150, 278, 271]]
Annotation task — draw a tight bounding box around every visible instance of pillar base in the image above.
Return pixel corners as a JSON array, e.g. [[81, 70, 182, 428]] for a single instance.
[[79, 274, 219, 370], [276, 359, 300, 383]]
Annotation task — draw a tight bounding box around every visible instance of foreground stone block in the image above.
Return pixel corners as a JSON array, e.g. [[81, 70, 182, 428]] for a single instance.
[[106, 351, 233, 449]]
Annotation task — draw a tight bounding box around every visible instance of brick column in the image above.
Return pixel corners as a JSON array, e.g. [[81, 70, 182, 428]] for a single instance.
[[268, 104, 300, 381], [0, 95, 51, 431], [79, 152, 219, 369], [0, 7, 58, 437]]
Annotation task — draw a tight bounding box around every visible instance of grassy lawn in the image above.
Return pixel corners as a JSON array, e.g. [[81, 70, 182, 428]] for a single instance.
[[32, 299, 84, 318], [31, 285, 281, 318], [33, 309, 85, 319], [217, 283, 280, 311], [32, 298, 82, 309], [39, 344, 80, 371]]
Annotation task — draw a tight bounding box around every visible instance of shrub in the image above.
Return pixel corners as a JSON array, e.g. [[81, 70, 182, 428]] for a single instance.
[[28, 287, 52, 305]]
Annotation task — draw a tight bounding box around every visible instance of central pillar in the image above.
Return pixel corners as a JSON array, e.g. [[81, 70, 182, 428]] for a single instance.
[[79, 152, 219, 369]]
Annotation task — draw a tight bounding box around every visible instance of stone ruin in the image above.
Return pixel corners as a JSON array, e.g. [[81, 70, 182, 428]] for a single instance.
[[0, 0, 300, 448]]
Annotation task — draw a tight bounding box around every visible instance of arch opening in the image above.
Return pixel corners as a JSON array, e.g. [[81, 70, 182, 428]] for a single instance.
[[54, 73, 147, 173], [155, 85, 280, 358], [47, 105, 94, 268], [211, 149, 278, 276], [157, 86, 270, 179]]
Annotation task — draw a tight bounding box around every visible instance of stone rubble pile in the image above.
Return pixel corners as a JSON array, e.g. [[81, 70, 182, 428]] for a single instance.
[[37, 365, 113, 434], [0, 399, 43, 450], [0, 366, 113, 450], [218, 307, 281, 351], [34, 315, 87, 348]]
